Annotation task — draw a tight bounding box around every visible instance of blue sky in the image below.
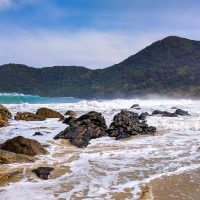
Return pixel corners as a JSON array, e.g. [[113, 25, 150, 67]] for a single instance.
[[0, 0, 199, 68]]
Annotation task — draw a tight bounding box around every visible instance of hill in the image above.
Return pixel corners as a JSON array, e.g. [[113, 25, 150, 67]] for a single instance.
[[0, 36, 200, 98]]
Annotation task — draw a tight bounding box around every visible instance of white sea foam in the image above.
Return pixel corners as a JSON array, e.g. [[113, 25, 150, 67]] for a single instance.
[[0, 98, 200, 199]]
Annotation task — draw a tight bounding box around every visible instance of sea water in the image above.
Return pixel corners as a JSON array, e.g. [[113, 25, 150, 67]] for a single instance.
[[0, 94, 200, 200]]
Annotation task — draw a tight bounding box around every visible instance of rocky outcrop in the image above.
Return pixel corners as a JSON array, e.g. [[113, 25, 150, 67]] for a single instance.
[[54, 111, 107, 148], [36, 108, 64, 119], [0, 149, 35, 164], [0, 104, 12, 127], [0, 136, 48, 156], [15, 112, 46, 121], [152, 109, 189, 117], [65, 110, 76, 117], [32, 167, 54, 180], [107, 110, 156, 140]]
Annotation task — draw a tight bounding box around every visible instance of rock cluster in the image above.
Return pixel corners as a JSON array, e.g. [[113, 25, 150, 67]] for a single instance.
[[15, 108, 64, 121], [54, 111, 107, 148], [107, 110, 156, 140], [152, 108, 189, 117]]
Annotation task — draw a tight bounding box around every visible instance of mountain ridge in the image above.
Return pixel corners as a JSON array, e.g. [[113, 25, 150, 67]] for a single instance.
[[0, 36, 200, 98]]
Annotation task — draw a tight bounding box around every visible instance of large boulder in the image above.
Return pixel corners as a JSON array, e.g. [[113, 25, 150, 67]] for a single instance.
[[36, 108, 64, 119], [0, 149, 35, 164], [0, 104, 12, 127], [0, 115, 7, 127], [107, 110, 156, 140], [54, 111, 107, 148], [15, 112, 45, 121], [0, 104, 12, 120], [0, 136, 48, 156]]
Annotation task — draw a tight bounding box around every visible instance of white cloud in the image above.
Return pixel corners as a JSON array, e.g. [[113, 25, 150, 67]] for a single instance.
[[0, 0, 12, 10], [0, 29, 158, 68]]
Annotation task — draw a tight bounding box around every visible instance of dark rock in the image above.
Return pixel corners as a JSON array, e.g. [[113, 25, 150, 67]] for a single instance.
[[32, 167, 54, 180], [162, 111, 178, 117], [171, 107, 178, 109], [65, 110, 76, 117], [152, 110, 164, 115], [33, 132, 43, 136], [15, 112, 45, 121], [36, 108, 64, 119], [1, 136, 48, 156], [139, 112, 149, 120], [115, 132, 131, 140], [130, 104, 140, 108], [175, 109, 189, 116], [54, 111, 107, 148], [107, 110, 156, 139], [0, 149, 35, 164], [62, 116, 76, 125]]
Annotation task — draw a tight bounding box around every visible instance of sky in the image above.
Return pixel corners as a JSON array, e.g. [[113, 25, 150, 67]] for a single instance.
[[0, 0, 200, 68]]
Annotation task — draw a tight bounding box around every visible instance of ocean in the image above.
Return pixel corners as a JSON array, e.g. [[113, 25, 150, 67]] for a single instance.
[[0, 94, 200, 199]]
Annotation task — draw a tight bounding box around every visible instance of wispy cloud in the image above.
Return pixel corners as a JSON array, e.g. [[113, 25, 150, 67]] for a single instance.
[[0, 29, 159, 68]]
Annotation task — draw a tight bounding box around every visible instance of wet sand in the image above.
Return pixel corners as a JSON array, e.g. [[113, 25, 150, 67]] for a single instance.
[[139, 168, 200, 200]]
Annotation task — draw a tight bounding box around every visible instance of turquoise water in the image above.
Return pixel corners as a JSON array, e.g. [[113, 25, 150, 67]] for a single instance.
[[0, 93, 80, 104]]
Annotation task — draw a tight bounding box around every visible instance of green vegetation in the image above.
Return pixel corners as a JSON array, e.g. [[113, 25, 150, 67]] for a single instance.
[[0, 36, 200, 98]]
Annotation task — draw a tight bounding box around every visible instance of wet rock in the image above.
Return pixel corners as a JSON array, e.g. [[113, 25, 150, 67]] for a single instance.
[[171, 107, 178, 109], [14, 112, 45, 121], [162, 111, 178, 117], [115, 132, 130, 140], [62, 116, 76, 125], [32, 167, 54, 180], [0, 104, 12, 120], [175, 109, 189, 116], [1, 136, 48, 156], [130, 104, 140, 108], [107, 110, 156, 139], [54, 111, 107, 148], [64, 110, 76, 117], [0, 149, 35, 164], [152, 109, 189, 117], [139, 112, 149, 120], [33, 132, 43, 136], [0, 115, 7, 127], [36, 108, 64, 119], [0, 171, 23, 186]]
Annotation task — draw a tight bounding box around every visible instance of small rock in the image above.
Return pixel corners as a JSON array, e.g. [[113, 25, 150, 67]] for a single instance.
[[64, 110, 76, 117], [33, 132, 43, 136], [32, 167, 54, 180], [36, 108, 64, 119], [15, 112, 45, 121], [130, 104, 140, 108], [175, 109, 189, 116]]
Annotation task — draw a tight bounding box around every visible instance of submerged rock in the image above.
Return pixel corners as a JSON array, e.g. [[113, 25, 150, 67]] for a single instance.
[[54, 111, 107, 148], [152, 109, 189, 117], [33, 132, 43, 136], [15, 112, 45, 121], [36, 108, 64, 119], [32, 167, 54, 180], [130, 104, 140, 108], [1, 136, 48, 156], [107, 110, 156, 139], [175, 109, 189, 116], [65, 110, 76, 117], [0, 149, 35, 164]]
